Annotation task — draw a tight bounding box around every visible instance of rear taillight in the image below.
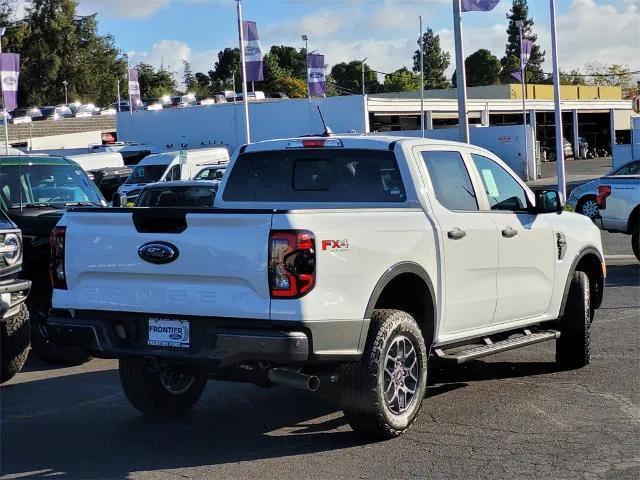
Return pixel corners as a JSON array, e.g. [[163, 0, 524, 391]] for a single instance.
[[50, 226, 67, 290], [269, 230, 315, 298], [597, 185, 611, 209]]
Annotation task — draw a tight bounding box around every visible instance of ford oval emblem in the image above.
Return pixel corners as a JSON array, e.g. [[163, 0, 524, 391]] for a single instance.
[[138, 241, 179, 264], [244, 46, 260, 56], [169, 333, 182, 340], [310, 72, 324, 79]]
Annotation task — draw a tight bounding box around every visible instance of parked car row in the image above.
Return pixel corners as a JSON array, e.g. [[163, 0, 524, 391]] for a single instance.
[[0, 143, 231, 381], [567, 159, 639, 260], [4, 102, 113, 125]]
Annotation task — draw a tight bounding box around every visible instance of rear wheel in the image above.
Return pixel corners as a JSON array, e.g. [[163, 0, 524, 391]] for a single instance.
[[1, 304, 30, 383], [556, 271, 591, 369], [119, 358, 207, 415], [576, 196, 599, 219], [632, 225, 639, 262], [341, 309, 428, 440]]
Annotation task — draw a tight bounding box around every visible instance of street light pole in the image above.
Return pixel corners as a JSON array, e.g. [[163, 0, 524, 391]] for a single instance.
[[0, 27, 8, 155], [549, 0, 566, 200], [419, 16, 425, 138], [361, 57, 368, 96], [62, 80, 68, 105], [302, 34, 310, 100], [516, 20, 530, 181]]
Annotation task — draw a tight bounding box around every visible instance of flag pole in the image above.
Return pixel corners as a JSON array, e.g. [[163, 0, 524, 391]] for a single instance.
[[419, 15, 425, 138], [237, 0, 251, 144], [125, 54, 132, 116], [549, 0, 565, 200], [453, 0, 470, 143], [517, 22, 530, 181]]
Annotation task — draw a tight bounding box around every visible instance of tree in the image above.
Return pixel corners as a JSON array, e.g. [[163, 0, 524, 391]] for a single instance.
[[330, 61, 382, 95], [583, 63, 638, 98], [384, 67, 420, 93], [136, 62, 177, 99], [501, 0, 545, 83], [452, 49, 501, 87], [182, 60, 194, 90], [266, 45, 306, 79], [209, 48, 240, 91], [412, 28, 450, 90], [558, 69, 582, 86]]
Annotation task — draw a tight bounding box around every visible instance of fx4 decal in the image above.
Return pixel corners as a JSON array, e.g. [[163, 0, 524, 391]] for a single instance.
[[321, 239, 349, 251]]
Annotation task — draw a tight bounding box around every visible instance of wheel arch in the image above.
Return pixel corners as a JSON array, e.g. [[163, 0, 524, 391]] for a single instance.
[[364, 262, 437, 346], [627, 205, 640, 234], [559, 247, 605, 317]]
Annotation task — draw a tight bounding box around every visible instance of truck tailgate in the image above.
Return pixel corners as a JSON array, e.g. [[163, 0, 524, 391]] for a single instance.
[[59, 210, 273, 319]]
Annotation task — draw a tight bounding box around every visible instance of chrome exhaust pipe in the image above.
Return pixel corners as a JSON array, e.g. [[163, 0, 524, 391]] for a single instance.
[[268, 368, 320, 392]]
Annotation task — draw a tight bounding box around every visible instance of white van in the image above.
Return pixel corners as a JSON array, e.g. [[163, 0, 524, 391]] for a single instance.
[[67, 152, 125, 172], [117, 147, 229, 197]]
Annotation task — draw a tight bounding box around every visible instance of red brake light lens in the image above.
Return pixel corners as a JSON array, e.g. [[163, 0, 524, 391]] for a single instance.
[[269, 230, 315, 298], [50, 226, 67, 290], [597, 185, 611, 209]]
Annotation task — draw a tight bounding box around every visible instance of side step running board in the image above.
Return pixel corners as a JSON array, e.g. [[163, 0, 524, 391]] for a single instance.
[[433, 329, 560, 365]]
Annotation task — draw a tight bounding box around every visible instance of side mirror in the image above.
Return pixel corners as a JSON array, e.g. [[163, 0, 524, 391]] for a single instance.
[[535, 189, 563, 214], [112, 191, 128, 208]]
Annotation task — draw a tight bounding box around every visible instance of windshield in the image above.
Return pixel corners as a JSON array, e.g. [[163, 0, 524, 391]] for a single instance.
[[0, 161, 104, 209], [125, 165, 167, 184], [136, 185, 217, 208]]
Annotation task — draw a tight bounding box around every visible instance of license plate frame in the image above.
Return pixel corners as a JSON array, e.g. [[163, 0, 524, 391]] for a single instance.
[[147, 318, 190, 349]]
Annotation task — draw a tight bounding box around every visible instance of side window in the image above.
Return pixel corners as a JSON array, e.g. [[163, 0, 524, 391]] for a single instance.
[[421, 151, 478, 211], [613, 161, 639, 176], [471, 154, 529, 212], [165, 165, 181, 181]]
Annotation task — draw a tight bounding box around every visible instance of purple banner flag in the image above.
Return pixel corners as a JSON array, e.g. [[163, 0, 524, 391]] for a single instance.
[[0, 53, 20, 112], [128, 68, 142, 109], [521, 38, 533, 69], [307, 54, 326, 96], [242, 21, 264, 82], [510, 70, 522, 82], [461, 0, 500, 12]]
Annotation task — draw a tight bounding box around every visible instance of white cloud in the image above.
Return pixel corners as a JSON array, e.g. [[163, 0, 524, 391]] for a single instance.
[[76, 0, 170, 18], [128, 40, 217, 87]]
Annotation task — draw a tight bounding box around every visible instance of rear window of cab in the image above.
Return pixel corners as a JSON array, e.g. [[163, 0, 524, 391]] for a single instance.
[[222, 149, 406, 202]]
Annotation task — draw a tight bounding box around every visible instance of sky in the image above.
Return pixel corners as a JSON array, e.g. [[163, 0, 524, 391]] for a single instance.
[[63, 0, 639, 85]]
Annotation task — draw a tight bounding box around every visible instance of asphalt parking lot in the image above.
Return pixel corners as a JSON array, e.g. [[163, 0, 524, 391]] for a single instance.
[[1, 232, 638, 480]]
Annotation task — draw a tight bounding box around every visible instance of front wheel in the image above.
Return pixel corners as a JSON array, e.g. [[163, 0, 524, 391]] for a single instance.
[[341, 309, 428, 440], [556, 271, 591, 369], [119, 358, 207, 415], [1, 304, 30, 383]]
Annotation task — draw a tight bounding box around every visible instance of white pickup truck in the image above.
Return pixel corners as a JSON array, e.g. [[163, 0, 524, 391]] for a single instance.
[[46, 136, 605, 439]]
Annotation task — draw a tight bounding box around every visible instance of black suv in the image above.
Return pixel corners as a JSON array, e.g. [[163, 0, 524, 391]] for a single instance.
[[0, 210, 31, 382], [0, 155, 105, 365]]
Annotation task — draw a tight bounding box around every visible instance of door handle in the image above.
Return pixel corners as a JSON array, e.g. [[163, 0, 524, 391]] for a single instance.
[[448, 228, 466, 240], [502, 227, 518, 238]]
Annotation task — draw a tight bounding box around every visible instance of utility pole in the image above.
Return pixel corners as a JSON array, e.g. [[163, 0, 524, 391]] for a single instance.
[[452, 0, 470, 143], [361, 57, 368, 96], [419, 16, 424, 138], [549, 0, 566, 200], [237, 0, 251, 143], [302, 34, 310, 100], [516, 20, 530, 181], [62, 80, 68, 105]]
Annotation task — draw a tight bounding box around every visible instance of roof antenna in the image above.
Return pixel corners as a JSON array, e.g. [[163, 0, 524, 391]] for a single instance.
[[316, 106, 333, 137]]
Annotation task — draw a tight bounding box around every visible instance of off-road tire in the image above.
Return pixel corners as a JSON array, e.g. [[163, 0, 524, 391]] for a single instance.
[[556, 271, 591, 369], [1, 304, 30, 383], [341, 309, 428, 440], [119, 358, 207, 415], [29, 305, 91, 366], [632, 225, 640, 262]]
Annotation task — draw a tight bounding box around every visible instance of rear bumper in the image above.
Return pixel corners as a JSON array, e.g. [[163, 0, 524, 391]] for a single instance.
[[45, 310, 365, 367], [0, 279, 31, 319]]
